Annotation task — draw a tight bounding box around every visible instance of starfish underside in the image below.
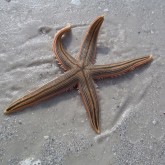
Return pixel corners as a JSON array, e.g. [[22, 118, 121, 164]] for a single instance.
[[5, 16, 153, 134]]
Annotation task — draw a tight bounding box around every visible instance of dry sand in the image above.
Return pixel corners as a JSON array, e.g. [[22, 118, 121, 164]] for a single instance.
[[0, 0, 165, 164]]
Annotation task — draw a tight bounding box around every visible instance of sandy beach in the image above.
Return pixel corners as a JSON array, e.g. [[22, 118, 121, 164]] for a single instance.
[[0, 0, 165, 164]]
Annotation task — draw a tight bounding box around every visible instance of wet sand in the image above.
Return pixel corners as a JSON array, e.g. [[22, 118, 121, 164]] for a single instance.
[[0, 0, 165, 164]]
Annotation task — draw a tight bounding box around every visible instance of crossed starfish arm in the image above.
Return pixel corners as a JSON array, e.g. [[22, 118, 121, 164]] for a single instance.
[[78, 16, 104, 65], [53, 24, 78, 70], [4, 69, 79, 114], [89, 55, 153, 79], [53, 16, 105, 71], [78, 73, 100, 133]]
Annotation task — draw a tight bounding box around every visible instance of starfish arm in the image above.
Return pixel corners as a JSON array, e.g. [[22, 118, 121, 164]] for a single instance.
[[78, 74, 100, 133], [53, 24, 78, 71], [89, 55, 153, 79], [4, 69, 79, 114], [78, 16, 104, 65]]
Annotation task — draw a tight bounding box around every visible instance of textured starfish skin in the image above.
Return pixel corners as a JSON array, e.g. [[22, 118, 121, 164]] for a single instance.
[[5, 16, 153, 134]]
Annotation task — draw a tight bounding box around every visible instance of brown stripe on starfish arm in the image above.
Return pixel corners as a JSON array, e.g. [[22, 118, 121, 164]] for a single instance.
[[78, 16, 104, 65], [89, 55, 153, 79], [78, 72, 100, 134], [53, 24, 78, 70], [4, 69, 79, 114]]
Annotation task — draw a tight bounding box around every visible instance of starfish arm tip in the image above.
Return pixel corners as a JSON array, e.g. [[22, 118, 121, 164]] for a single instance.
[[96, 129, 101, 134], [97, 15, 104, 21], [4, 105, 13, 114], [4, 109, 9, 115], [145, 54, 153, 63], [66, 23, 71, 28], [149, 54, 153, 60], [93, 125, 101, 134]]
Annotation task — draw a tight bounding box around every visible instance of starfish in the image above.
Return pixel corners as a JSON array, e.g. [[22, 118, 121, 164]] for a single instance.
[[5, 16, 153, 134]]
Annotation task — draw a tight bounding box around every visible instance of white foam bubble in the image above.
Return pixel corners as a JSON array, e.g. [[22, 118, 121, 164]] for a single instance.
[[71, 0, 81, 5], [19, 157, 41, 165]]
